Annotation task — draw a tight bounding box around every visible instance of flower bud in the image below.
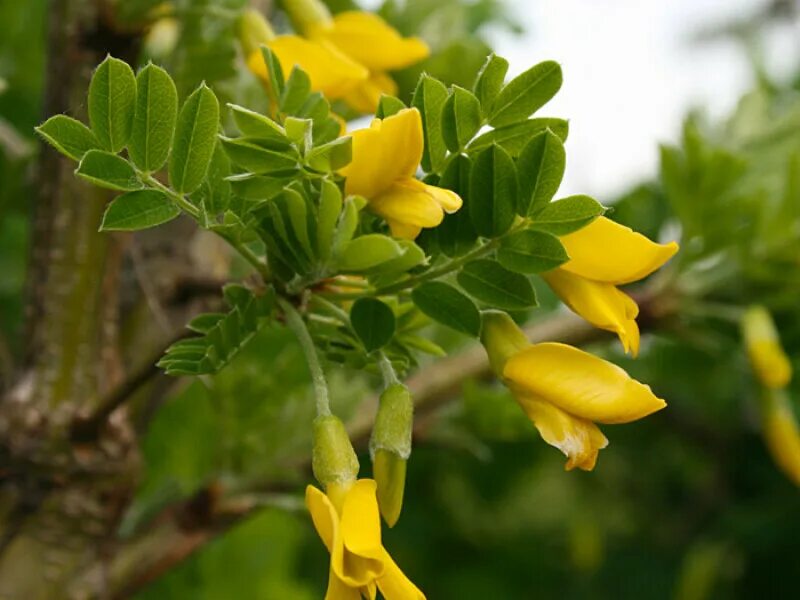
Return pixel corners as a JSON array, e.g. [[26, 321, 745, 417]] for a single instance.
[[280, 0, 332, 34], [370, 384, 413, 527], [742, 305, 792, 389], [312, 415, 359, 491], [761, 388, 800, 486], [480, 310, 530, 377], [237, 9, 275, 58], [144, 18, 180, 59]]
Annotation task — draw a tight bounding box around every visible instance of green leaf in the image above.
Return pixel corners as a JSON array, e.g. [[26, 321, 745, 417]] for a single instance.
[[376, 94, 406, 119], [457, 259, 537, 310], [278, 189, 314, 259], [332, 196, 364, 258], [226, 173, 287, 200], [469, 144, 517, 237], [260, 46, 285, 99], [100, 189, 180, 231], [169, 83, 220, 194], [436, 154, 477, 257], [338, 234, 404, 272], [306, 136, 352, 172], [228, 104, 289, 143], [497, 229, 569, 274], [531, 195, 606, 235], [442, 86, 482, 152], [88, 56, 137, 152], [350, 298, 395, 352], [517, 129, 566, 216], [76, 150, 142, 191], [220, 137, 298, 174], [473, 54, 509, 115], [35, 115, 101, 161], [489, 60, 562, 128], [411, 74, 449, 173], [130, 63, 178, 172], [280, 67, 311, 114], [317, 180, 343, 262], [411, 281, 481, 337], [468, 118, 569, 156]]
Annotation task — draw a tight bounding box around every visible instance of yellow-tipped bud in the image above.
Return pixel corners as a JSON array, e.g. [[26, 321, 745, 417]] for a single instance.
[[280, 0, 332, 34], [480, 310, 530, 377], [144, 18, 180, 59], [312, 415, 359, 491], [370, 384, 413, 527], [237, 9, 275, 57], [742, 305, 792, 389], [761, 388, 800, 486]]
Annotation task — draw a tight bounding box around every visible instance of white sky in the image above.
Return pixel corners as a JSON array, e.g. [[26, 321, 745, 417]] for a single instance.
[[488, 0, 800, 199]]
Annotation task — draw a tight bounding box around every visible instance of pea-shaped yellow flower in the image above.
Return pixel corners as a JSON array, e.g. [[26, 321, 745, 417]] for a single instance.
[[481, 311, 666, 470], [341, 108, 462, 239], [761, 389, 800, 486], [742, 305, 792, 389], [306, 479, 425, 600], [306, 11, 430, 113], [542, 217, 679, 356]]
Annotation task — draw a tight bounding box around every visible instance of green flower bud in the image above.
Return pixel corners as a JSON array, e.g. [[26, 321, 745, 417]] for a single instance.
[[280, 0, 332, 35], [237, 9, 275, 58], [480, 310, 530, 377], [370, 384, 413, 527], [312, 415, 359, 488]]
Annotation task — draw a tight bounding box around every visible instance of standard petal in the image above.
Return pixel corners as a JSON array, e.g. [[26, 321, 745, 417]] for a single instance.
[[762, 390, 800, 486], [342, 72, 397, 114], [370, 180, 445, 236], [311, 11, 430, 72], [375, 548, 426, 600], [252, 36, 368, 98], [543, 269, 640, 356], [341, 108, 424, 199], [558, 217, 679, 285], [306, 485, 338, 552], [422, 183, 462, 214], [503, 342, 667, 424], [516, 395, 609, 471]]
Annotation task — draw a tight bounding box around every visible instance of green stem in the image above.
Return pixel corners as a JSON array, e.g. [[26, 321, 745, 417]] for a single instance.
[[377, 352, 400, 387], [278, 297, 330, 416]]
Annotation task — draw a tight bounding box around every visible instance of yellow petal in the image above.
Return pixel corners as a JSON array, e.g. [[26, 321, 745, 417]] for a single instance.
[[504, 343, 666, 424], [543, 269, 640, 356], [762, 390, 800, 486], [248, 36, 368, 99], [375, 548, 426, 600], [423, 183, 462, 214], [325, 569, 362, 600], [311, 11, 430, 72], [370, 180, 445, 237], [342, 72, 398, 114], [332, 480, 385, 588], [341, 108, 424, 199], [516, 395, 609, 471], [306, 484, 338, 552], [387, 220, 422, 240], [559, 217, 679, 285]]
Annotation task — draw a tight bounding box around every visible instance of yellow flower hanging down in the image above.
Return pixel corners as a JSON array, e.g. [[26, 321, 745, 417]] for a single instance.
[[341, 108, 462, 239], [305, 11, 430, 113], [306, 479, 425, 600], [761, 389, 800, 486], [482, 312, 666, 470], [742, 305, 793, 389], [542, 217, 679, 356]]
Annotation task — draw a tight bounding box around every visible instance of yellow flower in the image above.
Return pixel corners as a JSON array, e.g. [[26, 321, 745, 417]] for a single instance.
[[341, 108, 462, 239], [543, 217, 679, 356], [306, 11, 429, 113], [761, 389, 800, 486], [742, 305, 792, 389], [306, 479, 425, 600]]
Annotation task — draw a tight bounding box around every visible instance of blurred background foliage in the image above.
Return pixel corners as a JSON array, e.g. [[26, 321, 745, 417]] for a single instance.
[[2, 0, 800, 598]]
